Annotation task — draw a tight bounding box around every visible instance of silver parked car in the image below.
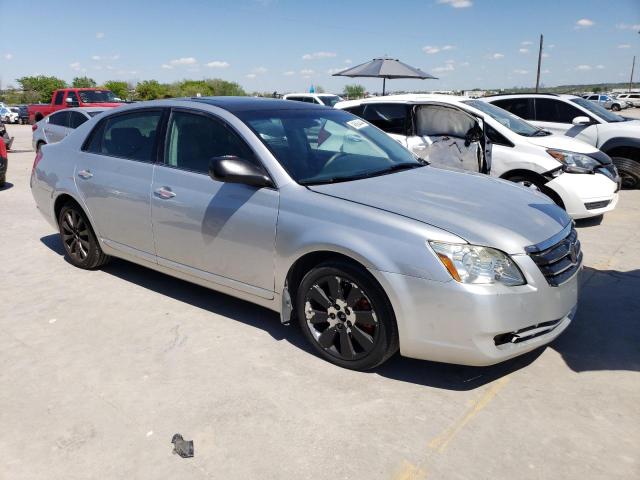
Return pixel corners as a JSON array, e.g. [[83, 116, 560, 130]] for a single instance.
[[30, 97, 582, 370], [32, 107, 106, 152]]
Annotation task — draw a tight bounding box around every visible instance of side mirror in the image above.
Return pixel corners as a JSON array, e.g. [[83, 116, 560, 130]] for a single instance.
[[209, 156, 274, 188], [572, 116, 591, 126]]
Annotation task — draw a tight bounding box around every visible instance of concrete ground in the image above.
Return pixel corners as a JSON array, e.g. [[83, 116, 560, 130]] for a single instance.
[[1, 122, 638, 480]]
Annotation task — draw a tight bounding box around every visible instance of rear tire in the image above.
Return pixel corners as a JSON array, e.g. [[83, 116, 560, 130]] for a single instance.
[[57, 202, 109, 269], [612, 157, 640, 189], [296, 261, 399, 370], [611, 104, 621, 112]]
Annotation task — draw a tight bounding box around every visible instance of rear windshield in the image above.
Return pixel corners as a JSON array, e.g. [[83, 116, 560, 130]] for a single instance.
[[318, 95, 343, 107]]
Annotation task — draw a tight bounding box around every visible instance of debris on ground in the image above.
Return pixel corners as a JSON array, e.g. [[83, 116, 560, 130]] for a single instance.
[[171, 433, 194, 458]]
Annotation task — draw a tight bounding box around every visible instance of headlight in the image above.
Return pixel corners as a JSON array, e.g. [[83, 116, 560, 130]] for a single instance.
[[546, 149, 600, 173], [429, 242, 525, 286]]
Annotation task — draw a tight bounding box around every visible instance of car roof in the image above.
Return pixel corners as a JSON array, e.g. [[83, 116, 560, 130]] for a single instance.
[[66, 106, 109, 112], [336, 94, 471, 108], [190, 96, 329, 112], [483, 93, 580, 101]]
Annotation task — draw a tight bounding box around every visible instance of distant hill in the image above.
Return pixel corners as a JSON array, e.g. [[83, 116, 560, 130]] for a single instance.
[[492, 82, 637, 95]]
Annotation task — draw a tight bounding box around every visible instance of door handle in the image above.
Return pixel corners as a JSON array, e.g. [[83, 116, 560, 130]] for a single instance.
[[154, 187, 176, 199], [77, 169, 93, 179]]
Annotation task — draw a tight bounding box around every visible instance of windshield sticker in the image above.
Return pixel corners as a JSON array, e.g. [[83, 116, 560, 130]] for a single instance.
[[347, 119, 368, 130]]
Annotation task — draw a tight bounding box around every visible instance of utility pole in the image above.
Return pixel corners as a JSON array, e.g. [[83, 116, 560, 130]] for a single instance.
[[629, 56, 636, 93], [535, 34, 543, 93]]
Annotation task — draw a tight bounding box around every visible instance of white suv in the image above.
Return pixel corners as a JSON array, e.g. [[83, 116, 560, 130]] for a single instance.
[[616, 93, 640, 107], [283, 93, 344, 107], [583, 94, 626, 111], [337, 94, 619, 219], [484, 93, 640, 189]]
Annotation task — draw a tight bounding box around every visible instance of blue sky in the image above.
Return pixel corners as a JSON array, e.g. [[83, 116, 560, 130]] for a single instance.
[[0, 0, 638, 94]]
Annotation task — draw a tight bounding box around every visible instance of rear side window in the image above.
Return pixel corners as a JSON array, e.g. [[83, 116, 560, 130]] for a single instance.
[[491, 98, 533, 120], [165, 111, 257, 174], [86, 110, 161, 162], [534, 99, 583, 123], [54, 91, 65, 105], [49, 111, 69, 127], [361, 103, 409, 135], [69, 111, 88, 129], [342, 105, 364, 117]]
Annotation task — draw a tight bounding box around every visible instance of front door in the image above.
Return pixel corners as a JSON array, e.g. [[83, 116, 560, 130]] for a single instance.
[[151, 109, 279, 298], [75, 108, 163, 261], [408, 103, 490, 173]]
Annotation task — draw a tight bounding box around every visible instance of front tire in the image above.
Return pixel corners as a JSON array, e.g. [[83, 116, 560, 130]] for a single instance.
[[611, 104, 621, 112], [297, 261, 398, 370], [58, 202, 109, 269], [612, 157, 640, 189]]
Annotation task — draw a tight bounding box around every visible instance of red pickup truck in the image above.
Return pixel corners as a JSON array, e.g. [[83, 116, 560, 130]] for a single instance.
[[28, 88, 123, 123]]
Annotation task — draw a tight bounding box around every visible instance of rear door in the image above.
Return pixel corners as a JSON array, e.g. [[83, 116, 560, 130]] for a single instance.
[[75, 108, 164, 261], [408, 103, 491, 173], [533, 98, 597, 143], [44, 111, 70, 143], [150, 108, 279, 297]]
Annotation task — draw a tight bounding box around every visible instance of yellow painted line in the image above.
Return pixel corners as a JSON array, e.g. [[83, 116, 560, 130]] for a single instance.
[[428, 376, 510, 453], [393, 460, 427, 480]]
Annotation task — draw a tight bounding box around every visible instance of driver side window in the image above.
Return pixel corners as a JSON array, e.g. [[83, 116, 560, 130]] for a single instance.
[[415, 105, 475, 138]]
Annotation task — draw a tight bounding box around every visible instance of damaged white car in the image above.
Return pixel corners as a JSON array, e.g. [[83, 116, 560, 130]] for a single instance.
[[337, 95, 620, 220]]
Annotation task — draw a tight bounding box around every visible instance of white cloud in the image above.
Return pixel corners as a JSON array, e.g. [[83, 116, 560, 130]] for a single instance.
[[618, 44, 631, 49], [521, 40, 533, 46], [302, 51, 336, 60], [616, 23, 640, 30], [542, 69, 551, 74], [170, 57, 197, 66], [519, 48, 529, 53], [327, 68, 344, 74], [206, 61, 230, 68], [576, 64, 592, 71], [596, 65, 605, 69], [547, 44, 555, 49], [161, 64, 173, 69], [542, 52, 550, 58], [344, 59, 352, 64], [437, 0, 472, 8], [575, 18, 594, 28], [91, 55, 101, 61], [459, 61, 470, 67], [433, 64, 455, 73], [96, 32, 105, 39], [300, 69, 315, 75], [3, 53, 12, 60], [69, 61, 81, 70], [513, 69, 529, 75], [490, 53, 504, 59], [106, 65, 115, 70], [422, 45, 454, 54], [111, 54, 120, 61], [252, 66, 268, 74], [445, 59, 455, 64], [245, 73, 257, 79], [283, 70, 295, 76]]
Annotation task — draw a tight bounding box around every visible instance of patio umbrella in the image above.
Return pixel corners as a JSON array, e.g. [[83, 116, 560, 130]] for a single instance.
[[332, 57, 437, 96]]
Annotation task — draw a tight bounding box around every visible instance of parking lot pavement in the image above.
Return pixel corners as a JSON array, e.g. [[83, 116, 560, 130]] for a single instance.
[[1, 123, 639, 480]]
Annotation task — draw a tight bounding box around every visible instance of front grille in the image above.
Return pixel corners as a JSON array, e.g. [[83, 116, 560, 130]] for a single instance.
[[527, 226, 582, 287], [585, 200, 611, 210]]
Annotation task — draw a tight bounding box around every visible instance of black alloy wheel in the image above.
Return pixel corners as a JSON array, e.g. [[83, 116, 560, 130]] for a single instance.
[[297, 262, 398, 370], [58, 203, 109, 269]]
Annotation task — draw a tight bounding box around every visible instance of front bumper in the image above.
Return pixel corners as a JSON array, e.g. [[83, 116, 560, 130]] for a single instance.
[[546, 172, 619, 219], [369, 254, 580, 366]]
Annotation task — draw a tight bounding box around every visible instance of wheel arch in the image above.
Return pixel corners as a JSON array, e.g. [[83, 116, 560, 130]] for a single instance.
[[53, 192, 100, 238], [500, 168, 565, 209], [599, 137, 640, 159]]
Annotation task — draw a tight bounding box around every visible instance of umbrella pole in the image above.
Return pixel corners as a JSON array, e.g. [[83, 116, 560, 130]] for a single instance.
[[382, 78, 386, 96]]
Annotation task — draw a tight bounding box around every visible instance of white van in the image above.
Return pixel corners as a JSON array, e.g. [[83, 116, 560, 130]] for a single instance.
[[336, 94, 620, 219], [283, 93, 344, 107]]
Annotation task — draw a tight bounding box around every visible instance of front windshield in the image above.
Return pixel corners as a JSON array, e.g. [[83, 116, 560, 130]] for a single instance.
[[463, 100, 544, 136], [571, 97, 625, 123], [238, 109, 423, 185], [78, 90, 120, 103], [318, 95, 343, 107]]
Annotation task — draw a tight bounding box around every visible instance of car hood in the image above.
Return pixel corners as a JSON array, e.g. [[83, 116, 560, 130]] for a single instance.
[[526, 133, 598, 154], [611, 118, 640, 131], [308, 167, 571, 254]]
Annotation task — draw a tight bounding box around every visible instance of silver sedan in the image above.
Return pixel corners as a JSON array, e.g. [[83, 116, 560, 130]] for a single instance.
[[32, 107, 107, 152], [30, 98, 581, 370]]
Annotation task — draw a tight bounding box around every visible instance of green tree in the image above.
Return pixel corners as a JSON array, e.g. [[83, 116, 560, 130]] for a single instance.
[[103, 80, 129, 100], [314, 85, 325, 93], [72, 76, 97, 88], [176, 80, 214, 97], [135, 80, 169, 100], [343, 84, 365, 99], [16, 75, 67, 103], [205, 78, 246, 96]]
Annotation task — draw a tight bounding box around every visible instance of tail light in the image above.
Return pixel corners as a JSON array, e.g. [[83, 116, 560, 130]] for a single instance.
[[32, 123, 38, 131], [32, 150, 43, 173]]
